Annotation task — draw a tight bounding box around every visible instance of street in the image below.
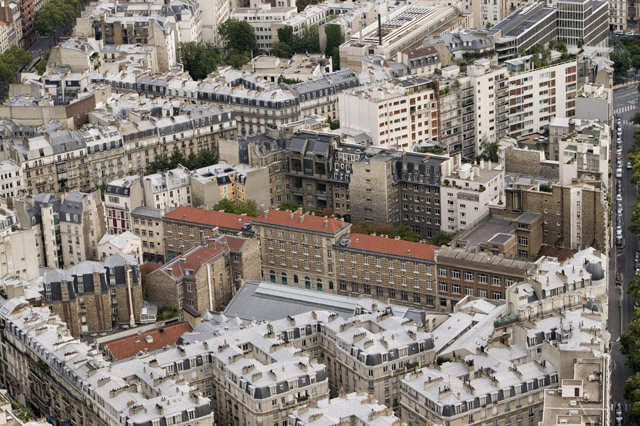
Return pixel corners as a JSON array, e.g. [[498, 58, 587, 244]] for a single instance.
[[611, 83, 638, 410]]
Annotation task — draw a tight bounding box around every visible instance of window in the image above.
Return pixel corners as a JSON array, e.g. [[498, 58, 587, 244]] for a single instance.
[[376, 272, 382, 281], [465, 287, 474, 296], [478, 289, 488, 298], [451, 269, 460, 280], [478, 274, 488, 284], [451, 284, 461, 294], [517, 236, 528, 245], [492, 291, 502, 300], [491, 276, 501, 286], [438, 282, 448, 292], [464, 271, 474, 282], [305, 276, 311, 289], [438, 267, 447, 277]]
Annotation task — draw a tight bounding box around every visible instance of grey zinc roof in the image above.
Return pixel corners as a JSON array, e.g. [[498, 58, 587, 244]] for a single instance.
[[515, 212, 541, 224], [59, 193, 86, 224], [224, 281, 424, 324], [132, 206, 164, 219], [489, 233, 513, 244]]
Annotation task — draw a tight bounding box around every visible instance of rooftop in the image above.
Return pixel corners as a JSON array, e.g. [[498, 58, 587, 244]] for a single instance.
[[103, 322, 193, 360], [164, 206, 253, 231], [339, 233, 437, 261], [253, 209, 349, 234]]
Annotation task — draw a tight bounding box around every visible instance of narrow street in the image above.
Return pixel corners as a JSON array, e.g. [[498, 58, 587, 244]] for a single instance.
[[611, 84, 638, 411]]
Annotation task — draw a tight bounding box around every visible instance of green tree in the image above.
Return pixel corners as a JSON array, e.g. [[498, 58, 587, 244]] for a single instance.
[[36, 51, 50, 75], [621, 310, 640, 371], [180, 42, 220, 80], [476, 140, 499, 163], [213, 199, 260, 217], [432, 230, 456, 246], [324, 24, 343, 68], [295, 0, 320, 12], [293, 25, 320, 53], [279, 200, 302, 211], [271, 42, 293, 59], [611, 47, 631, 76], [277, 27, 294, 46], [218, 19, 258, 58], [392, 225, 419, 242], [632, 112, 640, 126], [278, 75, 303, 85], [625, 374, 640, 400], [351, 221, 372, 234], [632, 54, 640, 77], [169, 149, 186, 168]]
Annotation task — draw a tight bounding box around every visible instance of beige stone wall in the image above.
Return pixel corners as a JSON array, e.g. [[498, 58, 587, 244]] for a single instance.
[[145, 269, 180, 309]]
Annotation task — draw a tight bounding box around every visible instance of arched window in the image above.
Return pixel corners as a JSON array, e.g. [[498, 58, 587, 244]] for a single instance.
[[269, 270, 275, 283], [316, 279, 323, 292], [281, 272, 288, 285], [304, 276, 311, 290]]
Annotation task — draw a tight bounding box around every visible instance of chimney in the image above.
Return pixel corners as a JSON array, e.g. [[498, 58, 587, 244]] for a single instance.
[[378, 14, 383, 46], [323, 219, 328, 229], [300, 215, 305, 223]]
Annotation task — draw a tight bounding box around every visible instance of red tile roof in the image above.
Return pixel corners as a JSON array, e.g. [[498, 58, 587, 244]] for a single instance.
[[218, 235, 247, 252], [104, 322, 193, 360], [344, 233, 437, 261], [253, 209, 349, 234], [160, 245, 227, 279], [164, 206, 252, 231]]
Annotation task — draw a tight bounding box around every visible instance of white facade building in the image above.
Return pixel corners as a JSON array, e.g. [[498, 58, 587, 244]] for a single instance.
[[142, 168, 191, 211], [0, 160, 23, 199], [440, 158, 505, 232], [97, 231, 143, 264]]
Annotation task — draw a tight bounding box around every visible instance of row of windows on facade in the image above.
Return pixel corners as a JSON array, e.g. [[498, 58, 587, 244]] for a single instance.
[[438, 268, 516, 285]]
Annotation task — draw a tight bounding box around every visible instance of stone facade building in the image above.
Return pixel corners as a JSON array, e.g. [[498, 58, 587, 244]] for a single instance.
[[334, 233, 438, 309], [162, 206, 254, 260], [131, 206, 165, 263], [43, 253, 142, 337], [251, 209, 351, 292]]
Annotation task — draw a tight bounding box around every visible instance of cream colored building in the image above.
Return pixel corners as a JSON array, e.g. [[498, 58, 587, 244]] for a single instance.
[[131, 206, 165, 264], [97, 231, 142, 264]]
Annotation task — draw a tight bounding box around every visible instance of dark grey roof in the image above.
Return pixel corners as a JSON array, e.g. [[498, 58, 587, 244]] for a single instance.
[[59, 192, 87, 224], [585, 262, 604, 281], [515, 212, 541, 224], [132, 206, 164, 219], [489, 233, 513, 244]]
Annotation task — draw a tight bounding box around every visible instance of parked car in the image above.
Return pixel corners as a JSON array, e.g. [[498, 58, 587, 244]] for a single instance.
[[628, 161, 633, 170], [617, 235, 624, 246], [617, 168, 623, 179]]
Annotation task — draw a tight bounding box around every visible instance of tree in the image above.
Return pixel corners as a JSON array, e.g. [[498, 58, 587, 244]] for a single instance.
[[621, 310, 640, 372], [351, 221, 372, 234], [218, 19, 258, 58], [279, 200, 302, 211], [393, 225, 419, 242], [36, 51, 50, 75], [180, 42, 220, 80], [271, 42, 293, 59], [611, 47, 631, 76], [324, 24, 343, 69], [432, 230, 456, 246], [213, 199, 260, 217], [476, 140, 499, 163], [632, 54, 640, 77], [295, 0, 320, 12], [278, 75, 303, 85], [632, 112, 640, 126], [277, 27, 294, 46]]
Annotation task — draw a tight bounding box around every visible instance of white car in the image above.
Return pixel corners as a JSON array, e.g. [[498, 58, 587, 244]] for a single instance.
[[617, 168, 623, 179]]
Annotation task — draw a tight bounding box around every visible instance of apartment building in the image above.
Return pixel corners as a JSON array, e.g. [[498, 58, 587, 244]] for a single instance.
[[97, 231, 142, 264], [105, 175, 142, 235], [400, 350, 559, 426], [0, 297, 214, 425], [162, 206, 255, 259], [435, 245, 532, 311], [552, 118, 610, 182], [5, 129, 90, 194], [287, 131, 339, 211], [146, 242, 233, 312], [539, 358, 609, 426], [252, 209, 350, 291], [434, 72, 476, 158], [0, 209, 39, 280], [441, 158, 505, 233], [131, 206, 165, 263], [190, 163, 270, 209], [14, 191, 106, 268], [289, 391, 405, 425], [43, 253, 142, 337], [339, 77, 438, 150], [59, 191, 107, 267], [505, 56, 578, 137], [333, 233, 438, 309], [143, 168, 191, 210], [147, 234, 260, 311], [0, 160, 23, 199], [83, 125, 125, 188]]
